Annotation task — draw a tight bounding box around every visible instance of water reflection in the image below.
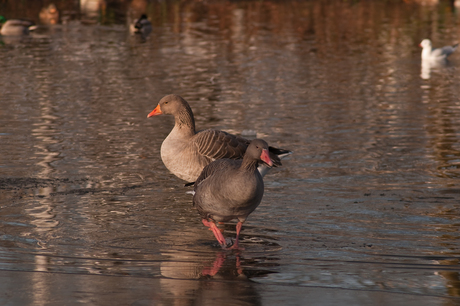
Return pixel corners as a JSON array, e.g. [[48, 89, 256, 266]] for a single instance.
[[160, 250, 243, 280], [32, 255, 52, 306], [422, 79, 460, 178], [436, 259, 460, 298], [421, 59, 445, 79], [24, 198, 58, 232], [80, 0, 103, 23], [27, 39, 62, 232], [160, 249, 266, 305], [201, 251, 244, 277]]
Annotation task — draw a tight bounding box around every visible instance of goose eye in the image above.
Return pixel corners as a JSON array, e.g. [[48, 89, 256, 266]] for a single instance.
[[164, 101, 169, 105]]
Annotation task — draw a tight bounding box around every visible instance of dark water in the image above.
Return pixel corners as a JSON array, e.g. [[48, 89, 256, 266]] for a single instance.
[[1, 0, 460, 304]]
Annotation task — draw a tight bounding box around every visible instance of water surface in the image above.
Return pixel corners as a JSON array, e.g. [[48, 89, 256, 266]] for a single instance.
[[1, 0, 460, 305]]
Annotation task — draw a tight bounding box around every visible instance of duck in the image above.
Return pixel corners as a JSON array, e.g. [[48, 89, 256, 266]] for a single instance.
[[39, 4, 59, 25], [0, 17, 37, 36], [131, 14, 152, 38], [147, 94, 291, 183], [193, 139, 272, 249], [419, 39, 458, 62]]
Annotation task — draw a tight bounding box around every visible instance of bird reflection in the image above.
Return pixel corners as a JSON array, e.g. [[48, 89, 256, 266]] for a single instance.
[[160, 250, 262, 305], [420, 59, 447, 80], [200, 251, 243, 277], [160, 250, 245, 281]]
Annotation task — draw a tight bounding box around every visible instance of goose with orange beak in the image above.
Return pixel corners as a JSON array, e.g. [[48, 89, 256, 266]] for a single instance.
[[147, 94, 291, 183]]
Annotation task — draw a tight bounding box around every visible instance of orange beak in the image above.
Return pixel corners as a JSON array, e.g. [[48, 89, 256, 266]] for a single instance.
[[260, 149, 273, 167], [147, 104, 162, 118]]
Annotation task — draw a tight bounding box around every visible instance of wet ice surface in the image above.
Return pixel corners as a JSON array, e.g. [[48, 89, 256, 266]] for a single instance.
[[1, 0, 460, 305]]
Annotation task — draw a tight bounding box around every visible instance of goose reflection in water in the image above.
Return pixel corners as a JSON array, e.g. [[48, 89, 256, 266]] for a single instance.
[[200, 251, 244, 277], [160, 250, 245, 282], [160, 250, 269, 305]]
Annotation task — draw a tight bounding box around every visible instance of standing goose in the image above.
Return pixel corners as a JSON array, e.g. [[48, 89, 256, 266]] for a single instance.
[[419, 39, 458, 62], [147, 94, 291, 183], [193, 139, 272, 249]]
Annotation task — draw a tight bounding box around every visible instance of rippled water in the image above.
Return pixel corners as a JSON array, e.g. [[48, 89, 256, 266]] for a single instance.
[[1, 0, 460, 305]]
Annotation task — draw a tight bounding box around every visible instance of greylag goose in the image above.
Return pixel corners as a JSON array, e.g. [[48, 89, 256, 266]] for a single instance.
[[420, 39, 458, 62], [147, 94, 291, 182], [193, 139, 272, 249]]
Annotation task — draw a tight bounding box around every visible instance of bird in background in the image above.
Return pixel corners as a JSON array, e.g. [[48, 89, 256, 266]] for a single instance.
[[419, 39, 458, 62], [39, 4, 59, 25], [131, 14, 152, 40], [0, 16, 37, 36]]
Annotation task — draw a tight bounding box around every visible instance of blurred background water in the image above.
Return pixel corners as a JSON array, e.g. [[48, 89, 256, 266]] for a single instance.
[[1, 0, 460, 305]]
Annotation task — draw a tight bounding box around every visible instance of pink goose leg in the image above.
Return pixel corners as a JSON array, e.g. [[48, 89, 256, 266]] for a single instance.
[[202, 219, 227, 248], [230, 221, 245, 250]]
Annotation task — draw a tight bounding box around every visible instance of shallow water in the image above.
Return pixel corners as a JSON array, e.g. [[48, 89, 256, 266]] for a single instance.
[[1, 0, 460, 305]]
